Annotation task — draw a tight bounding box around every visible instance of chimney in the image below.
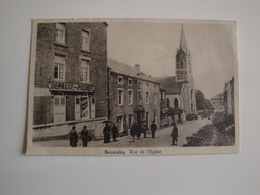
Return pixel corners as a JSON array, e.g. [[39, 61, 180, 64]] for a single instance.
[[135, 64, 140, 71]]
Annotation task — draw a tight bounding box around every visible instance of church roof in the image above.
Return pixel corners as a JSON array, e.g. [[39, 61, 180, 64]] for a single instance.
[[154, 76, 184, 94], [179, 24, 187, 53], [107, 58, 159, 83]]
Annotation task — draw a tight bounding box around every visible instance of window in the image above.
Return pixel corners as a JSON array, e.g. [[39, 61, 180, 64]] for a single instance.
[[162, 91, 165, 99], [54, 55, 65, 80], [174, 98, 179, 107], [118, 89, 124, 105], [146, 92, 149, 104], [128, 78, 132, 86], [118, 76, 123, 85], [80, 97, 89, 119], [128, 114, 133, 127], [55, 23, 66, 44], [180, 60, 183, 69], [81, 59, 90, 82], [138, 81, 141, 87], [81, 30, 90, 51], [154, 93, 156, 104], [137, 90, 142, 104], [128, 90, 133, 105]]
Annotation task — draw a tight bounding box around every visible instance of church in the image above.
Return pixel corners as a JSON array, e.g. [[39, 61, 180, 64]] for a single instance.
[[155, 24, 197, 121]]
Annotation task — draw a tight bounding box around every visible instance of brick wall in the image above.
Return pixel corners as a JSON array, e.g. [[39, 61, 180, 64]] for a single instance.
[[33, 96, 53, 125], [34, 22, 107, 125]]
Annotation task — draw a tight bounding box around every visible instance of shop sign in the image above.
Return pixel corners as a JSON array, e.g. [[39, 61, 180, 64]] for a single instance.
[[49, 81, 94, 92]]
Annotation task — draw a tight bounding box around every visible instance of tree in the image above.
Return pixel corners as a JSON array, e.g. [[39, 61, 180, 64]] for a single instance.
[[195, 90, 212, 110]]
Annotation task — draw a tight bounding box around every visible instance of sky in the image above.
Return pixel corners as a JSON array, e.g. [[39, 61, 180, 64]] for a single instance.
[[107, 20, 237, 99]]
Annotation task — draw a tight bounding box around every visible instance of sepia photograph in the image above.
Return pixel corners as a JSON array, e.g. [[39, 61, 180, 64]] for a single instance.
[[26, 18, 239, 155]]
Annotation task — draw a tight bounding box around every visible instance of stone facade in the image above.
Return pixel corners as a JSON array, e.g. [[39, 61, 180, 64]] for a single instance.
[[108, 59, 160, 132], [223, 77, 235, 115], [33, 22, 108, 139], [210, 93, 225, 112]]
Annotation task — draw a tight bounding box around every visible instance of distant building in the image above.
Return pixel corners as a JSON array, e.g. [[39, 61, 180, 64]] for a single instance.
[[159, 88, 166, 119], [155, 24, 197, 121], [210, 94, 225, 112], [33, 22, 108, 140], [223, 77, 235, 115], [108, 59, 160, 132]]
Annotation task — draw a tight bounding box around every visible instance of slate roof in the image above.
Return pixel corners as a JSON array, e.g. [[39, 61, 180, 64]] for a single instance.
[[154, 76, 184, 94], [107, 58, 159, 83]]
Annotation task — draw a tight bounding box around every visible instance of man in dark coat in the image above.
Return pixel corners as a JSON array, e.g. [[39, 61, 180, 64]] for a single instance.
[[103, 123, 111, 143], [69, 126, 78, 147], [81, 125, 91, 147], [111, 123, 119, 141], [150, 121, 157, 138], [130, 123, 136, 142], [171, 123, 178, 146]]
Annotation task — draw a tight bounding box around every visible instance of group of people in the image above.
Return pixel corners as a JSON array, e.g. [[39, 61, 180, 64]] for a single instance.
[[69, 125, 92, 147], [103, 123, 119, 143], [69, 121, 179, 147], [129, 121, 158, 142]]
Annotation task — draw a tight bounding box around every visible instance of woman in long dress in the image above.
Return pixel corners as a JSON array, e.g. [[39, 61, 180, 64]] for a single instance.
[[103, 123, 111, 143]]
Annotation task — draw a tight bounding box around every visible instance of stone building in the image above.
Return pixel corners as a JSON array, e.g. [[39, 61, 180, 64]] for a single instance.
[[223, 77, 235, 115], [155, 24, 197, 121], [108, 59, 160, 133], [210, 93, 225, 112], [33, 22, 108, 140]]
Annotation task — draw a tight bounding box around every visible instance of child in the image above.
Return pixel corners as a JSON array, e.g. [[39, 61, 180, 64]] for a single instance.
[[171, 123, 178, 146]]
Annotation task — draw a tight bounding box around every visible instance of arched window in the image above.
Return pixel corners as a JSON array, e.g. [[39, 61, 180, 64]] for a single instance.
[[180, 60, 183, 68], [174, 98, 179, 107], [166, 98, 170, 107]]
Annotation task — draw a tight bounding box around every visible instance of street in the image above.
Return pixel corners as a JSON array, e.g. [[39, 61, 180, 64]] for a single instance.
[[32, 118, 212, 148]]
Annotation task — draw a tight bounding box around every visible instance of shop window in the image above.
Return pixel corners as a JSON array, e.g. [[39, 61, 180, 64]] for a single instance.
[[80, 97, 89, 119]]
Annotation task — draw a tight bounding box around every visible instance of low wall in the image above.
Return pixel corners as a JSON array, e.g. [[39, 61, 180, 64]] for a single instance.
[[33, 117, 107, 141]]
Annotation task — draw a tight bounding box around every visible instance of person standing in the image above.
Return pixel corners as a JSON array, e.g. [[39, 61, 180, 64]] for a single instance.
[[69, 126, 78, 147], [111, 123, 119, 141], [103, 123, 111, 143], [150, 121, 157, 138], [171, 123, 178, 146], [136, 122, 141, 140], [81, 125, 91, 147], [130, 123, 136, 142]]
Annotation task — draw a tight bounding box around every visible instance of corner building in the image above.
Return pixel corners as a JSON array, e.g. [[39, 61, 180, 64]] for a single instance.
[[33, 22, 108, 140]]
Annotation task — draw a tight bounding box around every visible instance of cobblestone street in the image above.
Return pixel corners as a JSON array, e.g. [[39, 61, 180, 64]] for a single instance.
[[32, 117, 212, 148]]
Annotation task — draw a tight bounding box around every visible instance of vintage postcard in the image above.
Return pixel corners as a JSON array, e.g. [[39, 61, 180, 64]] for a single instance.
[[26, 18, 239, 156]]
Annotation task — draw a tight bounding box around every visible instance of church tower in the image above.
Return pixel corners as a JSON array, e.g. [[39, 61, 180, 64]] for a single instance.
[[176, 24, 193, 83]]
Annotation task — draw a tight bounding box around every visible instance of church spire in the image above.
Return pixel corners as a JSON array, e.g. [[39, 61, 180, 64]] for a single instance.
[[179, 24, 187, 53]]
